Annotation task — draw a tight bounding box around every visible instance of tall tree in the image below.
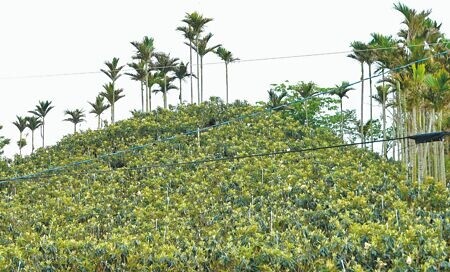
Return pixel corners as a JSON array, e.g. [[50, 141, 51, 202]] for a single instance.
[[25, 116, 42, 154], [63, 109, 86, 133], [290, 81, 317, 127], [101, 57, 124, 124], [348, 41, 369, 146], [29, 100, 54, 148], [88, 96, 110, 129], [12, 116, 27, 156], [126, 60, 147, 112], [101, 57, 124, 83], [216, 46, 239, 104], [100, 83, 124, 124], [189, 33, 221, 102], [181, 12, 213, 104], [174, 62, 194, 104], [330, 81, 354, 140], [372, 85, 391, 157], [153, 74, 178, 109], [131, 37, 154, 112], [267, 89, 288, 109], [176, 25, 196, 104], [154, 52, 179, 108], [424, 69, 450, 182]]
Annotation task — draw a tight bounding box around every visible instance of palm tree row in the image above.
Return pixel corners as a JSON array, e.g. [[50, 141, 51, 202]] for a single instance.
[[346, 3, 450, 183]]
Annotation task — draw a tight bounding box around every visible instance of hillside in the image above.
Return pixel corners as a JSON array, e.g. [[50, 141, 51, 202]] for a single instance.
[[0, 100, 449, 271]]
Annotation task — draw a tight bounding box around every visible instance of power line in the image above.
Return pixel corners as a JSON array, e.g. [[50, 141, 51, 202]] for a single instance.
[[0, 134, 431, 184], [0, 49, 446, 184], [0, 41, 448, 80], [2, 132, 448, 184]]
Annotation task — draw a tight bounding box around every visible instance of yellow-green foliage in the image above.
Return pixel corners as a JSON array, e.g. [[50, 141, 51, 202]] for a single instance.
[[0, 101, 449, 271]]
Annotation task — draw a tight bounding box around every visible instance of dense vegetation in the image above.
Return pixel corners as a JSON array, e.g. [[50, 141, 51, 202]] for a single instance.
[[0, 2, 449, 271], [0, 100, 449, 271]]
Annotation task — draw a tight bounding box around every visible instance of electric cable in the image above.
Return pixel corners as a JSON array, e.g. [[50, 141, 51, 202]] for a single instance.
[[0, 50, 447, 184], [0, 41, 448, 80]]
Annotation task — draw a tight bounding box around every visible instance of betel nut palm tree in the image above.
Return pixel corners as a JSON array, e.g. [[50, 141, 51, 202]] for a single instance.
[[29, 100, 54, 148], [100, 83, 124, 124], [101, 57, 124, 124], [174, 61, 195, 104], [153, 52, 179, 108], [181, 12, 213, 104], [176, 25, 196, 104], [348, 41, 369, 146], [88, 95, 110, 129], [63, 109, 86, 133], [131, 36, 154, 112], [216, 46, 239, 104], [25, 116, 42, 153], [126, 60, 147, 112], [330, 81, 354, 140], [188, 33, 221, 103], [12, 116, 27, 156]]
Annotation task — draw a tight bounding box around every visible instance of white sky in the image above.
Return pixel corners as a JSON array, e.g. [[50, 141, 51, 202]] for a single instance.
[[0, 0, 449, 157]]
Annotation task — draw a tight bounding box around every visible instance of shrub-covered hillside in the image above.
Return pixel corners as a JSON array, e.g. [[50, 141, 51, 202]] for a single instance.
[[0, 101, 449, 271]]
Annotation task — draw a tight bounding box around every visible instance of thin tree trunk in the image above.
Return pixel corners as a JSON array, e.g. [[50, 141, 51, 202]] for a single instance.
[[145, 71, 149, 112], [369, 63, 373, 151], [31, 130, 35, 153], [149, 83, 152, 112], [305, 102, 308, 127], [225, 63, 229, 104], [111, 102, 115, 124], [179, 79, 183, 104], [189, 42, 194, 104], [382, 69, 386, 158], [141, 81, 144, 112], [42, 119, 45, 148], [196, 45, 200, 104], [360, 61, 364, 148], [340, 99, 344, 140], [19, 132, 22, 156], [98, 115, 101, 129], [438, 110, 446, 184], [164, 76, 167, 109], [74, 123, 76, 134], [200, 56, 204, 103], [382, 100, 386, 158]]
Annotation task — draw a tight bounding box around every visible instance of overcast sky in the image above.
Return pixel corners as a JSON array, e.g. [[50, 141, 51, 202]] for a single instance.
[[0, 0, 449, 157]]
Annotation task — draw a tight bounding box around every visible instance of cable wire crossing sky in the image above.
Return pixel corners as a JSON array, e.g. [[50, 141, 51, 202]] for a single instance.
[[0, 0, 449, 157]]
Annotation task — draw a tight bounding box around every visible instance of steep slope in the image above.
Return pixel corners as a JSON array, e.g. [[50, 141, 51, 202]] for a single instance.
[[0, 101, 448, 271]]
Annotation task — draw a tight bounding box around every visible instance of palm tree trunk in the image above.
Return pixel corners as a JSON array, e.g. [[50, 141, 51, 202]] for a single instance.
[[196, 44, 200, 104], [179, 79, 183, 104], [19, 132, 22, 156], [74, 123, 76, 133], [31, 130, 35, 153], [360, 61, 364, 148], [164, 76, 167, 109], [340, 99, 344, 140], [438, 110, 446, 184], [200, 56, 204, 103], [368, 63, 373, 151], [149, 83, 152, 112], [98, 115, 101, 129], [41, 119, 45, 148], [141, 81, 144, 112], [304, 102, 308, 127], [111, 103, 115, 124], [225, 63, 229, 104], [145, 70, 150, 112], [382, 100, 386, 158], [189, 42, 194, 104]]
